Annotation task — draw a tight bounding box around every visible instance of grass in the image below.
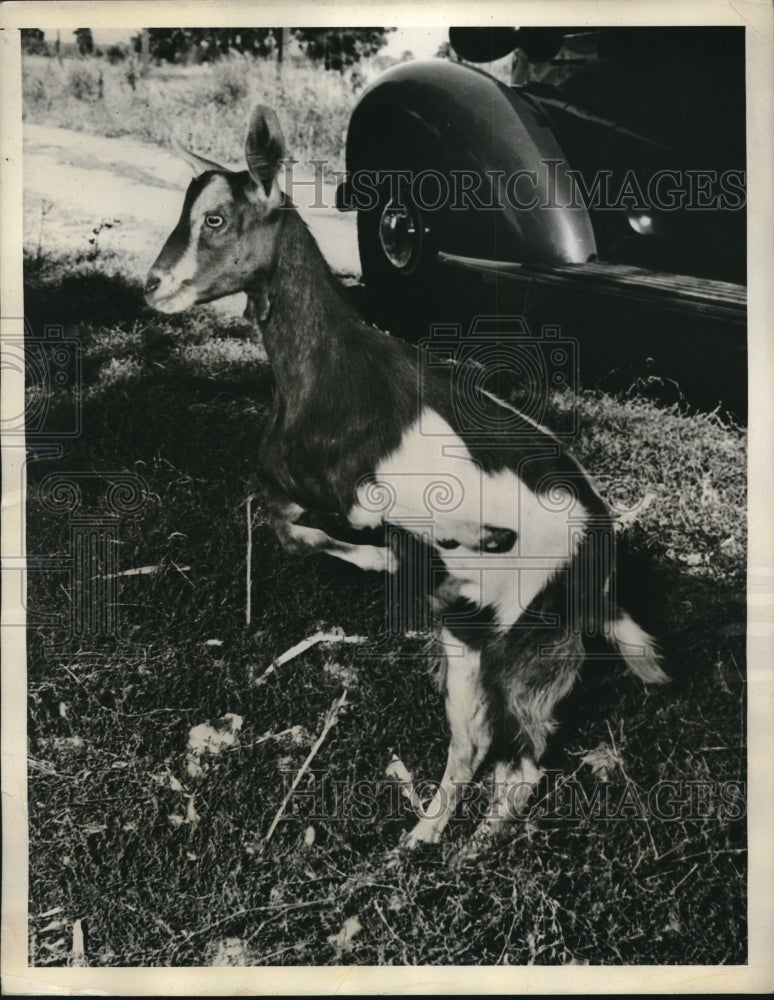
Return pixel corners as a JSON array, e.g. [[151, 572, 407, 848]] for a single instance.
[[22, 53, 361, 171], [24, 252, 747, 967]]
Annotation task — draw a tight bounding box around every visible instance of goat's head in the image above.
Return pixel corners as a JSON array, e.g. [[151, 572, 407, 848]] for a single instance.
[[145, 105, 286, 315]]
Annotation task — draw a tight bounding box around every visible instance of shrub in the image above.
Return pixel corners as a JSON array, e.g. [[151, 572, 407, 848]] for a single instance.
[[67, 65, 99, 101], [21, 28, 48, 56], [210, 58, 249, 106], [23, 72, 48, 108], [106, 44, 128, 65]]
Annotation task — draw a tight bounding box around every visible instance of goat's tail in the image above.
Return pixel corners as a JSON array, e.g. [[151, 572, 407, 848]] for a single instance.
[[611, 611, 670, 684]]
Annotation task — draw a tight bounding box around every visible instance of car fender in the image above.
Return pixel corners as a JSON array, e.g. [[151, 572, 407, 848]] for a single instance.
[[343, 59, 597, 266]]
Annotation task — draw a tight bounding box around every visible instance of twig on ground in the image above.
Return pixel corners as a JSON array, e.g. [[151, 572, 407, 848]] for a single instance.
[[71, 918, 86, 967], [257, 944, 298, 963], [670, 862, 699, 894], [246, 494, 254, 627], [170, 560, 194, 585], [614, 489, 659, 531], [253, 629, 367, 687], [265, 691, 348, 842], [249, 727, 295, 747], [109, 563, 192, 577], [606, 720, 660, 866], [496, 912, 519, 965], [373, 901, 409, 961]]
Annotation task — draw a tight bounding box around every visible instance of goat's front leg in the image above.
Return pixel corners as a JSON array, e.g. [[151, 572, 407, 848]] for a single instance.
[[404, 629, 492, 847], [269, 500, 394, 573], [456, 756, 543, 861]]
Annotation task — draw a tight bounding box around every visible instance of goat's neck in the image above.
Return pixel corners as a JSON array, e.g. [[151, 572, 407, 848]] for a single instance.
[[252, 205, 355, 414]]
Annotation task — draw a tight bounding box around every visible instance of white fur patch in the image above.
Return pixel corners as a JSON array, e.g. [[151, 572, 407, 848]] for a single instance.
[[350, 410, 588, 627], [152, 176, 231, 311], [405, 628, 489, 846], [613, 612, 668, 683]]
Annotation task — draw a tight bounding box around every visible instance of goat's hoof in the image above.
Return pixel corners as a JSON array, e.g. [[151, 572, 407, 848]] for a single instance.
[[384, 846, 403, 870], [453, 823, 509, 867], [450, 841, 484, 869], [401, 824, 441, 851], [383, 834, 422, 869]]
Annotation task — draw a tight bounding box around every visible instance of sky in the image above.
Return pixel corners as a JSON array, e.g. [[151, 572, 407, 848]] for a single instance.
[[388, 27, 447, 60]]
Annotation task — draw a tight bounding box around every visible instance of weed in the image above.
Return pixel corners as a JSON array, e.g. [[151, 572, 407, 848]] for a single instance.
[[81, 219, 121, 266], [211, 59, 250, 106], [106, 45, 128, 65], [25, 73, 48, 108], [28, 199, 54, 272], [67, 65, 101, 102]]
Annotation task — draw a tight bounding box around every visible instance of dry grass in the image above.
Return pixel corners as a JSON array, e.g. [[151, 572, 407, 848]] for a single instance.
[[23, 53, 358, 170], [24, 253, 746, 967]]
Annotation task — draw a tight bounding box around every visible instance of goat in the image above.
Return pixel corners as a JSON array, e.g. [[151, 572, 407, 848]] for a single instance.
[[146, 105, 668, 852]]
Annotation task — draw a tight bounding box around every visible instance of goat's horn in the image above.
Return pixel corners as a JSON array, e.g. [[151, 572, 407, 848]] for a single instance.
[[245, 105, 285, 194], [172, 138, 228, 176]]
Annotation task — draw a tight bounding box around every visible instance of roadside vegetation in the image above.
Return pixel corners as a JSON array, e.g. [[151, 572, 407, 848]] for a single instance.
[[21, 44, 747, 967], [23, 53, 359, 171]]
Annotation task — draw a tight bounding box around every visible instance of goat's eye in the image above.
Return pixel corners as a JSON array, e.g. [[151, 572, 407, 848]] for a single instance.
[[205, 214, 224, 229]]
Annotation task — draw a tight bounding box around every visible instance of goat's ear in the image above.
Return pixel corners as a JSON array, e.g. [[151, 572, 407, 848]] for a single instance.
[[173, 139, 228, 177], [245, 105, 285, 196]]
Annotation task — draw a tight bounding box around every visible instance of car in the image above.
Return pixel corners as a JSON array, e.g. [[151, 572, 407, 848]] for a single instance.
[[336, 27, 747, 416]]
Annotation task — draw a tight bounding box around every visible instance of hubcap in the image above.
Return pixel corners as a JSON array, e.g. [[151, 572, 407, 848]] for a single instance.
[[378, 197, 424, 272]]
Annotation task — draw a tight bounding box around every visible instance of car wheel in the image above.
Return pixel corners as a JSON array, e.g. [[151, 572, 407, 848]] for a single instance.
[[357, 173, 446, 331]]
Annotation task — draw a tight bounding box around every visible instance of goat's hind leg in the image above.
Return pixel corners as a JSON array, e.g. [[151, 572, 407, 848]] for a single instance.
[[404, 629, 492, 848], [458, 630, 582, 859], [269, 499, 393, 572]]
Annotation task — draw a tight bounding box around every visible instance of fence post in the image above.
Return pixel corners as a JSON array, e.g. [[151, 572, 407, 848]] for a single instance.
[[140, 28, 150, 75]]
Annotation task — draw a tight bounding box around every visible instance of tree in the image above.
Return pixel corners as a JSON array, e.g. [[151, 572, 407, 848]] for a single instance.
[[133, 26, 394, 68], [435, 40, 459, 61], [292, 28, 394, 72], [21, 29, 48, 55], [133, 29, 188, 64], [74, 28, 94, 56], [136, 27, 279, 64]]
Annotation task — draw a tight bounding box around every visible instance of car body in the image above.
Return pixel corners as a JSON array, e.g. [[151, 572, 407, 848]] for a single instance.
[[337, 27, 747, 415]]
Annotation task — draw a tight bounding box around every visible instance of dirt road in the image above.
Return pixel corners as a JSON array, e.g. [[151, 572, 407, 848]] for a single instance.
[[23, 122, 361, 312]]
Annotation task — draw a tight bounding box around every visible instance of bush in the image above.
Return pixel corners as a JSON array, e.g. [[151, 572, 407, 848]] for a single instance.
[[67, 65, 100, 101], [106, 44, 128, 65], [23, 72, 48, 108], [210, 58, 249, 106], [21, 28, 48, 56]]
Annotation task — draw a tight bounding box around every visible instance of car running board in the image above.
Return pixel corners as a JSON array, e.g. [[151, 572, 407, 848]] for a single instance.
[[437, 252, 746, 327]]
